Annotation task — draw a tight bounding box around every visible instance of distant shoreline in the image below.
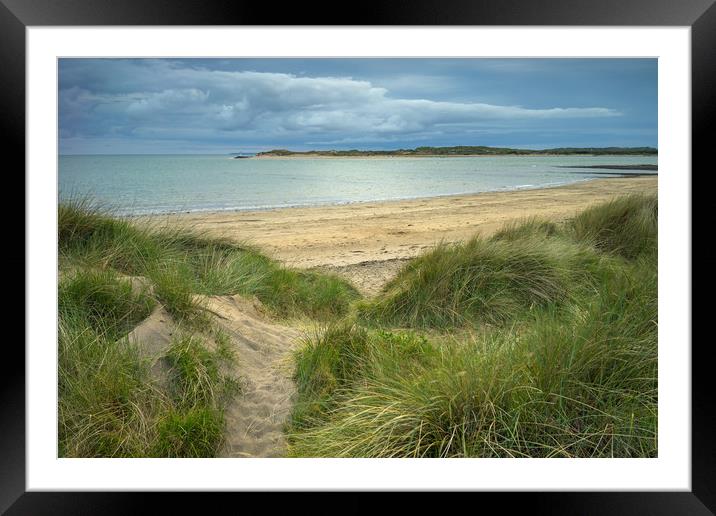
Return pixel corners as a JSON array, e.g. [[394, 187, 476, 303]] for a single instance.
[[556, 164, 657, 171], [250, 145, 657, 159], [251, 153, 657, 160], [249, 144, 657, 159]]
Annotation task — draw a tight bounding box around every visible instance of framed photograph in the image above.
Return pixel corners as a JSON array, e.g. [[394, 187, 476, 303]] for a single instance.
[[6, 0, 712, 512]]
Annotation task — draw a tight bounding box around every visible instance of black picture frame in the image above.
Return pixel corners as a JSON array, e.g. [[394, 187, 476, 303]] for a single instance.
[[4, 0, 713, 513]]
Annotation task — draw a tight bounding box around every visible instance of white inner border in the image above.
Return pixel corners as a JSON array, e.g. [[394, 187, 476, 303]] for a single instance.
[[27, 27, 691, 491]]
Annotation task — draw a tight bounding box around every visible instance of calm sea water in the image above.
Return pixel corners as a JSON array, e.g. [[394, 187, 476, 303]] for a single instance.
[[59, 155, 658, 216]]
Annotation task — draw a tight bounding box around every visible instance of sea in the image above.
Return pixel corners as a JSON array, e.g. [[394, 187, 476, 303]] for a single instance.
[[58, 154, 658, 216]]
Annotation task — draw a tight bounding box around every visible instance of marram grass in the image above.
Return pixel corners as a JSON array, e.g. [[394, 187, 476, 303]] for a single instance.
[[570, 193, 657, 260], [289, 194, 657, 458], [357, 235, 612, 329], [59, 197, 360, 321], [59, 193, 657, 458]]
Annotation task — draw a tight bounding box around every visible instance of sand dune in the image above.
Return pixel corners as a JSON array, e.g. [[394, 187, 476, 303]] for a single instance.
[[122, 176, 658, 456]]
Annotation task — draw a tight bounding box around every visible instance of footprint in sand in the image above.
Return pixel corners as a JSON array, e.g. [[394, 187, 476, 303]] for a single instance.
[[130, 294, 302, 458], [205, 295, 303, 458]]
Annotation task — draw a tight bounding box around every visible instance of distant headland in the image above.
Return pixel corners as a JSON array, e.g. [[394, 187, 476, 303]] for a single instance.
[[252, 146, 658, 158]]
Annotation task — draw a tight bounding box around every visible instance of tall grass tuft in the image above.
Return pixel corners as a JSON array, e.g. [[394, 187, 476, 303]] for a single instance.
[[59, 307, 238, 457], [291, 324, 369, 425], [59, 198, 167, 274], [150, 334, 240, 457], [359, 236, 607, 329], [166, 334, 239, 407], [263, 268, 360, 320], [153, 406, 225, 458], [570, 193, 657, 260], [59, 269, 155, 336], [149, 261, 210, 328], [58, 310, 165, 457], [490, 216, 559, 242]]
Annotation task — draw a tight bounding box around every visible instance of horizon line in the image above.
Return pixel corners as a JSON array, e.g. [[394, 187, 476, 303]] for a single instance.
[[59, 145, 659, 157]]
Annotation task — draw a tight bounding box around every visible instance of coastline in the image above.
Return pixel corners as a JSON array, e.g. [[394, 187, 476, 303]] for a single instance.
[[129, 171, 655, 218], [250, 153, 657, 160], [143, 176, 657, 294]]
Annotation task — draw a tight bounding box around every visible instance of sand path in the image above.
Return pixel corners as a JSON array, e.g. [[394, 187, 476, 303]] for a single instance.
[[128, 294, 302, 458], [203, 295, 302, 458]]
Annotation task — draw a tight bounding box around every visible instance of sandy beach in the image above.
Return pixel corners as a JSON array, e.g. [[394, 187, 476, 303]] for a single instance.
[[146, 176, 657, 295]]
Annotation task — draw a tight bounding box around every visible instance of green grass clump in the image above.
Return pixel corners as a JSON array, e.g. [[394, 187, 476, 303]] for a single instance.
[[359, 236, 605, 329], [58, 311, 165, 457], [153, 407, 225, 458], [59, 269, 155, 336], [166, 334, 239, 407], [291, 324, 369, 424], [59, 312, 238, 457], [570, 194, 657, 260], [289, 326, 439, 432], [181, 241, 358, 320], [57, 269, 238, 457], [152, 334, 240, 457], [491, 217, 558, 242], [188, 244, 271, 296], [149, 262, 210, 328], [59, 199, 166, 274], [263, 268, 360, 320]]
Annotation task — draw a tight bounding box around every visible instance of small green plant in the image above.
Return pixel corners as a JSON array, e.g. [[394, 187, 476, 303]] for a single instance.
[[59, 269, 154, 336], [166, 334, 239, 406], [149, 263, 211, 328], [262, 268, 360, 320], [153, 406, 225, 458]]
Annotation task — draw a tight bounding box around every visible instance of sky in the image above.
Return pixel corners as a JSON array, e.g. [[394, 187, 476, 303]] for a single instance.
[[58, 58, 657, 154]]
